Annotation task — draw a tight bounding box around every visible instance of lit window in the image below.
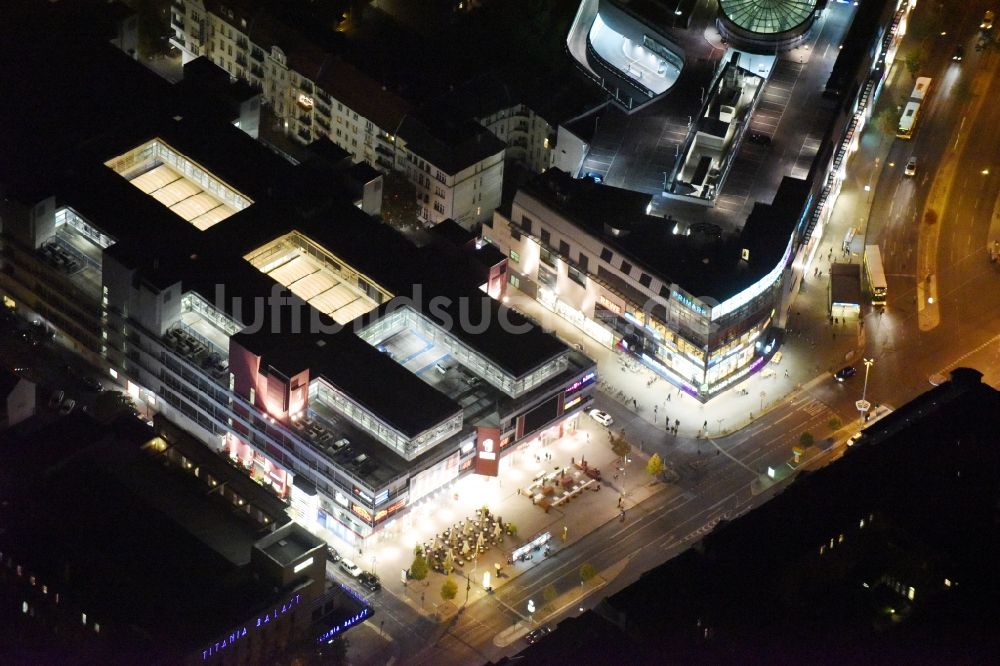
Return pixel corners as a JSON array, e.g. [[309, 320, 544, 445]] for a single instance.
[[109, 368, 118, 379], [22, 601, 28, 614], [95, 623, 101, 634], [82, 612, 87, 625]]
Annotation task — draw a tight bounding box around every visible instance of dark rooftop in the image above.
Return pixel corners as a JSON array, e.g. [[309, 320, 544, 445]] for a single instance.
[[518, 169, 801, 303], [0, 415, 291, 663]]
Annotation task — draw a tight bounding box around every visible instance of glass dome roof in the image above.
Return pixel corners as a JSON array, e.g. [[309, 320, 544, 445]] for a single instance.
[[719, 0, 817, 35]]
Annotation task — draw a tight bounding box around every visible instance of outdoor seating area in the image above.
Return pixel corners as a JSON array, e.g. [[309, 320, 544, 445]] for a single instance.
[[525, 462, 600, 512], [291, 413, 337, 450], [421, 507, 512, 573]]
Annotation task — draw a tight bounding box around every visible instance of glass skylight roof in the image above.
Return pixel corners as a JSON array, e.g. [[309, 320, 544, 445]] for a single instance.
[[719, 0, 817, 35]]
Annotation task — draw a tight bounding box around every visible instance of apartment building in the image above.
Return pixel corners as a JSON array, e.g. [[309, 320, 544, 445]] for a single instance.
[[168, 0, 505, 229]]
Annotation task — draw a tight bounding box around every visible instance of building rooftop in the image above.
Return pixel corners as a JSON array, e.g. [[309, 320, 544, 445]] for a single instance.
[[517, 168, 803, 304], [719, 0, 817, 35], [255, 522, 323, 568], [0, 414, 294, 662]]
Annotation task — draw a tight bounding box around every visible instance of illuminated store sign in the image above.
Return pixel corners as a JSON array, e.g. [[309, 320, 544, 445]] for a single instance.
[[201, 593, 302, 660], [564, 395, 582, 410], [474, 426, 500, 477], [564, 371, 596, 395], [316, 607, 373, 643], [711, 237, 792, 321], [672, 291, 707, 316]]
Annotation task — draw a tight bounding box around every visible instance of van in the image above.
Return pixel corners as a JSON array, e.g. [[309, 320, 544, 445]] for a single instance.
[[434, 361, 453, 375]]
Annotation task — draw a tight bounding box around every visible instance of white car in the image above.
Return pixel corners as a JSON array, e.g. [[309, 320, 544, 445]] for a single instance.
[[339, 559, 362, 578], [588, 409, 614, 427], [847, 432, 864, 447], [904, 157, 917, 177]]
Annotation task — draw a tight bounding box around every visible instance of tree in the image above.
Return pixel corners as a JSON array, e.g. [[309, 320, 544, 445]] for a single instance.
[[610, 432, 632, 460], [543, 583, 558, 609], [380, 171, 419, 232], [409, 547, 428, 581], [874, 105, 899, 138], [646, 453, 665, 477], [579, 562, 597, 584], [905, 53, 923, 80], [799, 431, 815, 448], [132, 0, 172, 59], [827, 417, 842, 431], [440, 577, 458, 602], [95, 390, 136, 422]]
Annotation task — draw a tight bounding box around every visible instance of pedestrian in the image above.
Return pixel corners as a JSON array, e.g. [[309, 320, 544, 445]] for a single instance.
[[703, 420, 708, 429], [675, 419, 680, 428], [784, 369, 789, 378], [633, 398, 638, 409], [667, 393, 671, 402]]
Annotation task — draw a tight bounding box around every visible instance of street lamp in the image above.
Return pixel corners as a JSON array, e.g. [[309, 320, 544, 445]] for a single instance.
[[855, 358, 874, 424]]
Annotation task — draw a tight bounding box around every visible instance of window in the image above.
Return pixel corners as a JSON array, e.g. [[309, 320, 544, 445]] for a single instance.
[[600, 248, 613, 262], [540, 247, 557, 268], [521, 216, 533, 234], [620, 260, 632, 275], [538, 267, 557, 288], [639, 273, 652, 288], [558, 240, 570, 256], [578, 254, 589, 271], [568, 266, 587, 287], [659, 285, 671, 298], [510, 249, 520, 264], [540, 229, 550, 245], [510, 274, 520, 288]]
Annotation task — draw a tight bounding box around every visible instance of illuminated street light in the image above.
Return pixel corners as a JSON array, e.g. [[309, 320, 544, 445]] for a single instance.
[[855, 358, 874, 424]]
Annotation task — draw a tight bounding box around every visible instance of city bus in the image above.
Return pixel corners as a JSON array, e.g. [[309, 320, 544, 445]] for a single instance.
[[896, 102, 920, 139], [897, 77, 931, 139], [865, 245, 887, 306]]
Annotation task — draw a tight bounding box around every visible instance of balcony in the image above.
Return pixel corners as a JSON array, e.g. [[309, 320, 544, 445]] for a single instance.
[[250, 64, 264, 79], [296, 127, 313, 144], [375, 144, 394, 159], [298, 114, 312, 127], [236, 37, 248, 50], [171, 16, 185, 30], [235, 54, 248, 68], [250, 48, 264, 63], [375, 156, 394, 171], [316, 117, 331, 132]]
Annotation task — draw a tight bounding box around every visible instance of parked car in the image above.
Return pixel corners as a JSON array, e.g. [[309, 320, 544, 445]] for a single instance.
[[339, 559, 362, 578], [904, 156, 917, 176], [434, 361, 454, 375], [588, 409, 614, 427], [358, 572, 382, 591], [585, 172, 603, 183], [847, 432, 865, 447], [833, 366, 857, 382], [747, 131, 772, 146], [58, 399, 76, 415], [49, 390, 65, 409], [326, 546, 341, 563], [525, 626, 552, 644]]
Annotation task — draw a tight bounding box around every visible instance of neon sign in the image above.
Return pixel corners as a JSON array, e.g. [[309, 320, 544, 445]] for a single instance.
[[564, 371, 596, 395], [202, 593, 302, 660], [316, 607, 373, 643]]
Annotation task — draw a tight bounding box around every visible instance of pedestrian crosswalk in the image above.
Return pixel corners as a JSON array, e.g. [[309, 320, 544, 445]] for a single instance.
[[797, 397, 827, 416]]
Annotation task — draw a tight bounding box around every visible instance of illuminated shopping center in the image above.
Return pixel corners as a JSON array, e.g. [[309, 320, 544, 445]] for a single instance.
[[484, 169, 802, 400], [0, 48, 595, 551]]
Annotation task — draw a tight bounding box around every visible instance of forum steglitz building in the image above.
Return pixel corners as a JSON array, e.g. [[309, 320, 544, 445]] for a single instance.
[[0, 31, 594, 550]]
